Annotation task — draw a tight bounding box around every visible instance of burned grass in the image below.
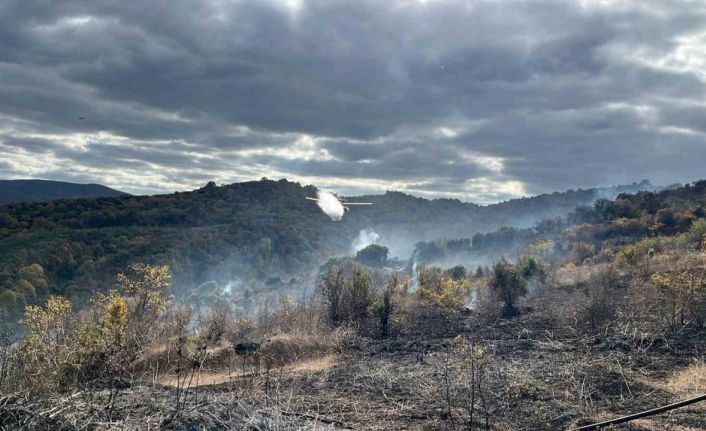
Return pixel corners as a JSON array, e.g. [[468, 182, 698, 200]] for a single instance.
[[4, 314, 703, 430]]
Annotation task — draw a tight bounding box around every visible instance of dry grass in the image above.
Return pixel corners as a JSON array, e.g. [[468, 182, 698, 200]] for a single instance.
[[632, 417, 706, 431], [138, 327, 348, 389], [260, 329, 352, 368], [155, 371, 233, 387], [290, 354, 336, 374], [668, 360, 706, 395], [154, 354, 338, 388]]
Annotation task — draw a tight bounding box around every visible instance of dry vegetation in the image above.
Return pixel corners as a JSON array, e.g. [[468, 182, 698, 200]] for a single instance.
[[2, 217, 706, 430]]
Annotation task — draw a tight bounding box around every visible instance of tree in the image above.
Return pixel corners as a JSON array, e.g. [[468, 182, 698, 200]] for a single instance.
[[355, 244, 389, 267], [444, 265, 467, 281], [319, 266, 345, 326], [651, 254, 706, 332], [116, 263, 171, 319], [418, 267, 469, 330], [20, 296, 75, 392], [346, 267, 372, 323], [688, 218, 706, 245], [23, 296, 73, 350], [516, 255, 543, 281], [656, 208, 677, 232], [489, 260, 527, 317], [373, 274, 399, 337]]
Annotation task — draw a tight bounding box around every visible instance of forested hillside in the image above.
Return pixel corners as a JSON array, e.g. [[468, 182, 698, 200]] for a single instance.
[[0, 178, 654, 326], [3, 179, 706, 430], [0, 179, 127, 205]]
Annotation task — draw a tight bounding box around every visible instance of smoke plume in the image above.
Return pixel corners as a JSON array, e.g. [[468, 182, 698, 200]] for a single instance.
[[351, 228, 381, 254]]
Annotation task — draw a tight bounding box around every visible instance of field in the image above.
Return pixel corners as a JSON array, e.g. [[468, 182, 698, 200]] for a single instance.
[[3, 308, 705, 431]]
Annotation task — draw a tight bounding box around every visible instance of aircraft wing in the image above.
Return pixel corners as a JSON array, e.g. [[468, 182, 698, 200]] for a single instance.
[[341, 202, 372, 205], [305, 197, 320, 201]]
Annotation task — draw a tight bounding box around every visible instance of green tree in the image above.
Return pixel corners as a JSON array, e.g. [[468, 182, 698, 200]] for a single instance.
[[355, 244, 389, 267], [490, 260, 527, 317], [347, 267, 372, 323], [444, 265, 467, 281]]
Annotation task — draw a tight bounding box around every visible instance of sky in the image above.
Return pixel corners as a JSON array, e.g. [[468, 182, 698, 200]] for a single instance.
[[1, 0, 705, 204]]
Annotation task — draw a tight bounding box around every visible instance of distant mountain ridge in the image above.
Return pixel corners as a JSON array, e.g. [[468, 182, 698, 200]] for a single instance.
[[0, 179, 127, 206]]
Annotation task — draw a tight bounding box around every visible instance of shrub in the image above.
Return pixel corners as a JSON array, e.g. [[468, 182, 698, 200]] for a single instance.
[[570, 242, 596, 264], [609, 217, 649, 237], [688, 218, 706, 246], [651, 255, 706, 331], [117, 263, 171, 319], [618, 237, 658, 266], [319, 266, 345, 326], [17, 296, 75, 393], [418, 267, 469, 324], [371, 274, 401, 337], [489, 260, 527, 317], [516, 255, 543, 280], [345, 267, 373, 325]]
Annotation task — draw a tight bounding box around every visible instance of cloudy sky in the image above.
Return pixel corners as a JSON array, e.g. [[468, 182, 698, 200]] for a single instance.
[[1, 0, 705, 203]]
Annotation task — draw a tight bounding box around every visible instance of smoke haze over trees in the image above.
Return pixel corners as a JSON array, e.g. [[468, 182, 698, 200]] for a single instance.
[[0, 177, 661, 327]]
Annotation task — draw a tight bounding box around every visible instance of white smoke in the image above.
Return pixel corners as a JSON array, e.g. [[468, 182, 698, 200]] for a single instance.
[[408, 249, 420, 292], [316, 190, 345, 221], [468, 289, 478, 310], [222, 281, 234, 295], [351, 228, 381, 254]]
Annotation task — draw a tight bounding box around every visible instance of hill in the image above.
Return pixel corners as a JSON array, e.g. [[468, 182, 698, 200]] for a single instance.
[[0, 178, 655, 325], [2, 179, 706, 430], [0, 179, 127, 206]]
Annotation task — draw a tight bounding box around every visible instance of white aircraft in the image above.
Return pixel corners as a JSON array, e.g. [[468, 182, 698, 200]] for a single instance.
[[306, 190, 372, 221]]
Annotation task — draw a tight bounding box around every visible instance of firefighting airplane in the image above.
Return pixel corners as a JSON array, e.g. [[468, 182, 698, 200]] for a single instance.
[[306, 190, 372, 221]]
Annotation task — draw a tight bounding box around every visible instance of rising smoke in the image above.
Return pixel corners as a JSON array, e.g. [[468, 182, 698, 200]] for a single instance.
[[351, 228, 381, 254], [468, 289, 478, 310], [407, 248, 420, 292]]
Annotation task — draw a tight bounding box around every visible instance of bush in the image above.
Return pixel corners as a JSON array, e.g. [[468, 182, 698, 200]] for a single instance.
[[319, 266, 346, 326], [650, 254, 706, 332], [516, 256, 543, 280], [417, 266, 470, 329], [318, 265, 376, 332], [345, 267, 373, 325], [489, 260, 527, 317], [688, 218, 706, 246], [371, 274, 401, 337], [618, 238, 658, 266], [117, 263, 171, 319]]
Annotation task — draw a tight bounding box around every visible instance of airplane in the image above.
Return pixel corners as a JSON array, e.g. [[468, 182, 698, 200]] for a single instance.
[[306, 190, 372, 221]]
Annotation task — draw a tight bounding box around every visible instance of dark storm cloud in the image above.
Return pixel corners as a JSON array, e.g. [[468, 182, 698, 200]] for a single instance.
[[1, 0, 705, 201]]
